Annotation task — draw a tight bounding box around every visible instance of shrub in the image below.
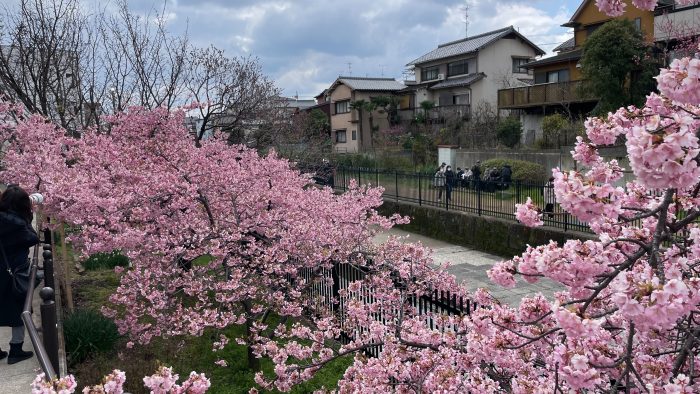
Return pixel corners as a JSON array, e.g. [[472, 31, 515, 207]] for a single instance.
[[64, 309, 120, 366], [481, 158, 547, 183], [82, 251, 129, 271], [496, 117, 522, 148]]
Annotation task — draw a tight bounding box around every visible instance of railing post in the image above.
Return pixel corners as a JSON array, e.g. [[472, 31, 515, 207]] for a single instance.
[[477, 185, 482, 216], [42, 247, 54, 295], [358, 167, 361, 185], [564, 211, 569, 232], [395, 170, 399, 202], [375, 167, 379, 187], [516, 180, 521, 203], [418, 174, 422, 206], [39, 287, 60, 375]]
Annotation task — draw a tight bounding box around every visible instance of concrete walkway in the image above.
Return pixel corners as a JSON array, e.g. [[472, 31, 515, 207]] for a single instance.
[[373, 227, 562, 306], [0, 280, 43, 391]]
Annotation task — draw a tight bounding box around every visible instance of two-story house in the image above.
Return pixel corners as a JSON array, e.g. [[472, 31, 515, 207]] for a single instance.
[[497, 0, 697, 144], [403, 26, 545, 122], [327, 76, 407, 153]]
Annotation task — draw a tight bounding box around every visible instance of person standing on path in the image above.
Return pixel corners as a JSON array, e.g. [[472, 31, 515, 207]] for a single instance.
[[0, 185, 39, 364], [471, 161, 482, 191], [543, 177, 556, 218], [433, 166, 446, 202], [445, 165, 455, 203]]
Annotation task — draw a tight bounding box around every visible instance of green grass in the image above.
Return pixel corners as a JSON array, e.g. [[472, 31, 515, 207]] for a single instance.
[[70, 267, 351, 393]]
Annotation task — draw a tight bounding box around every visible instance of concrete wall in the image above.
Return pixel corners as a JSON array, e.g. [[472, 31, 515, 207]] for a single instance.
[[520, 113, 545, 145], [379, 200, 594, 258], [453, 146, 635, 184]]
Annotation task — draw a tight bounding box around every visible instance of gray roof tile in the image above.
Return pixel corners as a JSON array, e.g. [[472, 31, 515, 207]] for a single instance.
[[337, 77, 406, 91], [552, 37, 575, 53], [429, 73, 485, 90], [406, 26, 545, 66]]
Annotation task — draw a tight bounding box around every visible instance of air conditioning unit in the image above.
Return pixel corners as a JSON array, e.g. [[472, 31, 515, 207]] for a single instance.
[[437, 74, 445, 80]]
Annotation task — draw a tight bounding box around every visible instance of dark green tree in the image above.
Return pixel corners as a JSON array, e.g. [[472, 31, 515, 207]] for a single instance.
[[581, 19, 658, 115], [496, 117, 522, 148]]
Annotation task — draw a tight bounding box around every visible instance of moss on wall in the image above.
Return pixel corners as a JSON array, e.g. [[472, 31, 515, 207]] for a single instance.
[[379, 201, 594, 258]]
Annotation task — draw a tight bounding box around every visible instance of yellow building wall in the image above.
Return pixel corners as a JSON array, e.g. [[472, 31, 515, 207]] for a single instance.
[[573, 0, 655, 47], [534, 61, 582, 81]]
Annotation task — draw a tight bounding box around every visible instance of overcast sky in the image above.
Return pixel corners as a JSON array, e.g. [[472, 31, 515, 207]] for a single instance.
[[129, 0, 581, 99]]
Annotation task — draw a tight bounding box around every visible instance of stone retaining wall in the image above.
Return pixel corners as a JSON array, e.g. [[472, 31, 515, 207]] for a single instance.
[[379, 200, 595, 258]]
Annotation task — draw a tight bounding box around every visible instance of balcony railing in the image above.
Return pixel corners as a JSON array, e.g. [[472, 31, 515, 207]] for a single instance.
[[497, 80, 597, 109]]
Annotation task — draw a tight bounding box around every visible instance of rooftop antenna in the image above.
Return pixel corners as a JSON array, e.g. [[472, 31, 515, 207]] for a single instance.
[[463, 0, 470, 38], [346, 62, 352, 76], [379, 64, 385, 76]]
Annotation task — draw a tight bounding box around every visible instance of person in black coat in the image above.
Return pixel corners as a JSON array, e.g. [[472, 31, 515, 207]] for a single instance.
[[471, 161, 482, 191], [0, 185, 38, 364], [444, 166, 455, 203]]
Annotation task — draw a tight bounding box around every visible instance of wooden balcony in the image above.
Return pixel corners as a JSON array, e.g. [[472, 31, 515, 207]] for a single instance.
[[497, 80, 597, 109]]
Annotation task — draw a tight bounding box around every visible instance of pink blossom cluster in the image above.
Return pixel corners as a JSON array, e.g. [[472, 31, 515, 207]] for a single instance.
[[33, 368, 207, 394], [596, 0, 698, 17]]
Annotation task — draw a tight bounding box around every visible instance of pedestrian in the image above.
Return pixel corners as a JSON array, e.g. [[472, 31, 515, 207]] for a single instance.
[[456, 167, 464, 188], [543, 176, 556, 218], [501, 164, 512, 189], [433, 166, 446, 202], [445, 165, 455, 203], [0, 185, 39, 364], [471, 161, 481, 191]]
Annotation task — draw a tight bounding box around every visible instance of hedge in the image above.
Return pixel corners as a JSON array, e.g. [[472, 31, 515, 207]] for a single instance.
[[481, 158, 547, 183]]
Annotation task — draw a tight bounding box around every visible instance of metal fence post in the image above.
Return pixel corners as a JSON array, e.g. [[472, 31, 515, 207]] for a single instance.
[[395, 170, 399, 202], [42, 247, 54, 294], [564, 211, 569, 232], [358, 167, 361, 185], [477, 184, 482, 216], [418, 174, 422, 206], [39, 287, 60, 375], [516, 180, 521, 203]]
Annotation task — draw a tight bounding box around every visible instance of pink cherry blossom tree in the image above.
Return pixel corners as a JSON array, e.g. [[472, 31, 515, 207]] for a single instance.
[[9, 1, 700, 392]]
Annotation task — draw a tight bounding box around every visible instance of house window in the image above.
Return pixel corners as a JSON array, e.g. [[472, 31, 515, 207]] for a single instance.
[[421, 66, 439, 81], [453, 93, 470, 105], [634, 18, 641, 32], [586, 22, 603, 38], [512, 57, 532, 74], [335, 130, 347, 143], [352, 130, 357, 140], [547, 69, 569, 83], [335, 100, 349, 114], [447, 59, 469, 77]]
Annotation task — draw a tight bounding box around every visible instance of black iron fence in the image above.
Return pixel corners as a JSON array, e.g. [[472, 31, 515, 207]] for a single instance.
[[23, 221, 61, 381], [331, 166, 591, 233], [301, 261, 478, 358]]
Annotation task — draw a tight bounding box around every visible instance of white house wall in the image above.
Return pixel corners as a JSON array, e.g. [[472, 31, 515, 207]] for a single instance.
[[473, 37, 539, 108], [654, 6, 700, 41]]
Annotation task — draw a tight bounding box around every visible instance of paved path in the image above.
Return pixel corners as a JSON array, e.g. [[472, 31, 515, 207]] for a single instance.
[[0, 277, 43, 391], [373, 227, 562, 306]]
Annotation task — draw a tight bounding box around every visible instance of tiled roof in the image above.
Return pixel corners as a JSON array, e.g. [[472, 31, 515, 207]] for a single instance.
[[336, 76, 406, 91], [552, 37, 575, 53], [522, 49, 582, 68], [406, 26, 545, 66], [429, 73, 485, 90]]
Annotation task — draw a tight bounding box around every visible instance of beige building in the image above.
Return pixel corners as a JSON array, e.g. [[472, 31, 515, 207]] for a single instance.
[[405, 26, 545, 121], [326, 77, 406, 153]]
